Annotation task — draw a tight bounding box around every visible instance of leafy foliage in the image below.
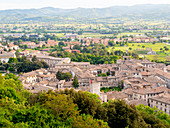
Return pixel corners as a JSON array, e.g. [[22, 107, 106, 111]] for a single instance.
[[0, 56, 49, 73], [56, 71, 72, 81], [0, 74, 169, 128], [101, 87, 121, 93], [72, 75, 79, 88], [137, 104, 170, 127]]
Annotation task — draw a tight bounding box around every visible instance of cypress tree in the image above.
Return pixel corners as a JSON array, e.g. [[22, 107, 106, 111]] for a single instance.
[[72, 75, 79, 88]]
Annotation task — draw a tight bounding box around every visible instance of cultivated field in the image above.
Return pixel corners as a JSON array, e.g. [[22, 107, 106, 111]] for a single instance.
[[108, 43, 170, 61], [111, 43, 170, 52], [78, 33, 114, 38]]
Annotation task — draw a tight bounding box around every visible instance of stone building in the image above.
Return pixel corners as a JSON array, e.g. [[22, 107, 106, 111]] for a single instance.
[[27, 54, 71, 67], [0, 52, 16, 63], [133, 87, 169, 102], [89, 79, 100, 96], [155, 70, 170, 89], [148, 93, 170, 114]]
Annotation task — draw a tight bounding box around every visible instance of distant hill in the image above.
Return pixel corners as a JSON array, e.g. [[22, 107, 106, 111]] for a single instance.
[[0, 4, 169, 23]]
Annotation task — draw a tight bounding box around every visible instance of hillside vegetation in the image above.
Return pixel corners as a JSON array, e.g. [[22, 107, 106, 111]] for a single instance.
[[0, 73, 170, 128]]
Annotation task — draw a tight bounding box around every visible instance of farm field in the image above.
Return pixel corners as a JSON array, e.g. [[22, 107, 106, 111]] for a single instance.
[[19, 49, 34, 52], [144, 55, 169, 61], [55, 33, 65, 37], [79, 33, 114, 38], [45, 32, 114, 38], [117, 32, 144, 37], [109, 43, 170, 52], [108, 43, 170, 61]]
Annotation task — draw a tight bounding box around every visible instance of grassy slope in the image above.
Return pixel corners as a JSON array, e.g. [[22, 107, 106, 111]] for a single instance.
[[108, 43, 170, 61]]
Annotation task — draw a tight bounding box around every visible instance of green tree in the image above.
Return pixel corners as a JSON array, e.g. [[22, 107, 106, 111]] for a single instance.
[[56, 71, 72, 81], [98, 73, 107, 77], [67, 114, 109, 128], [56, 71, 62, 80], [78, 31, 83, 35], [63, 72, 72, 81], [40, 60, 49, 69], [23, 45, 28, 49], [8, 58, 18, 64], [165, 47, 169, 51], [59, 42, 64, 46], [0, 66, 5, 71], [137, 104, 170, 127], [84, 91, 101, 103], [118, 80, 124, 89], [45, 94, 79, 121], [73, 44, 81, 50], [72, 75, 79, 88], [8, 67, 15, 72], [108, 40, 115, 46], [105, 100, 148, 128], [32, 55, 38, 61]]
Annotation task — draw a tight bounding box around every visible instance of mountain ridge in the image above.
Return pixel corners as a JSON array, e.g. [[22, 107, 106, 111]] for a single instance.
[[0, 4, 169, 23]]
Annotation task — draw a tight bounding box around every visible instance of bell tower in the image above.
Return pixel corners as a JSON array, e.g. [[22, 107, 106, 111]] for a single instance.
[[89, 79, 100, 96]]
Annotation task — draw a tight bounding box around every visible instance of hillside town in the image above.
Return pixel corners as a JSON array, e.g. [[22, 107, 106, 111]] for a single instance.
[[13, 52, 169, 114], [0, 30, 170, 115], [1, 1, 170, 127]]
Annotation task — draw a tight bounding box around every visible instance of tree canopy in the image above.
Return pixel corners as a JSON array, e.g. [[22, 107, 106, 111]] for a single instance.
[[0, 74, 169, 128], [72, 75, 79, 88], [0, 56, 49, 73]]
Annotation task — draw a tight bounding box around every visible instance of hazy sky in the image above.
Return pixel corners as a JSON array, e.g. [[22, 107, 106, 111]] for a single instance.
[[0, 0, 170, 10]]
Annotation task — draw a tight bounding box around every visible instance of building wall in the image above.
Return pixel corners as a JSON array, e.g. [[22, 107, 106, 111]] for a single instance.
[[90, 80, 100, 96], [25, 76, 37, 84], [0, 58, 9, 63], [158, 75, 170, 89], [133, 92, 161, 102], [149, 99, 170, 114]]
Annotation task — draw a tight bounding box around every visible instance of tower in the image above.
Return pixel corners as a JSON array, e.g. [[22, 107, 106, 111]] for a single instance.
[[89, 79, 100, 96]]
